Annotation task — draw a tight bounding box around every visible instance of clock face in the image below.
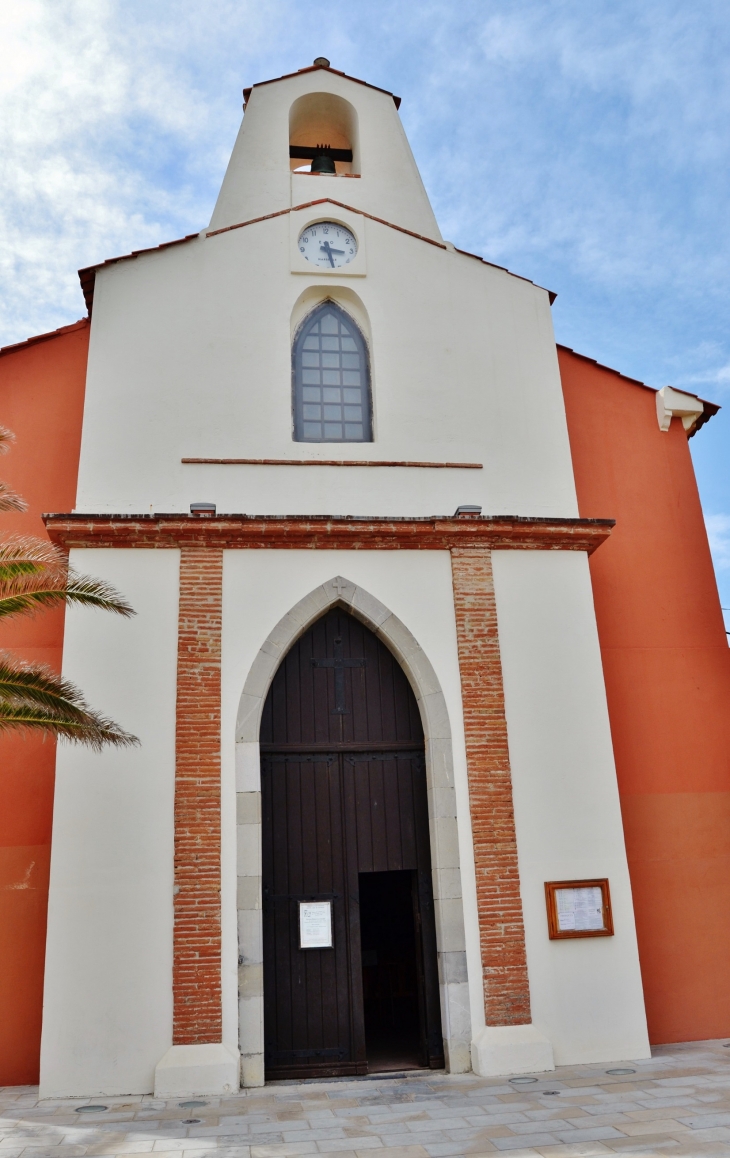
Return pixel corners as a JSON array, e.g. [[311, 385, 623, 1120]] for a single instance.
[[298, 222, 358, 268]]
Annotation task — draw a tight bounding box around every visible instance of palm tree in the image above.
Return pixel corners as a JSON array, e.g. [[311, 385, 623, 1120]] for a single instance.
[[0, 425, 138, 748]]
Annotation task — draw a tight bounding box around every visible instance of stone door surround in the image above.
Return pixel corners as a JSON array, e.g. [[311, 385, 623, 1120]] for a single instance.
[[235, 575, 472, 1085]]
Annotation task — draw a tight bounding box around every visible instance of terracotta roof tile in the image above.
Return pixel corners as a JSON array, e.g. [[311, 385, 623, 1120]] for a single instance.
[[0, 318, 89, 360], [557, 343, 720, 435], [242, 62, 401, 110]]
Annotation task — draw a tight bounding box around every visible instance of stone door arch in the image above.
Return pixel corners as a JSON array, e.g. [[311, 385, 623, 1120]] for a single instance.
[[235, 575, 471, 1086]]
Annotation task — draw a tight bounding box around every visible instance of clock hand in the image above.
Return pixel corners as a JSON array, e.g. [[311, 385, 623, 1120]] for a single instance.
[[320, 240, 344, 266]]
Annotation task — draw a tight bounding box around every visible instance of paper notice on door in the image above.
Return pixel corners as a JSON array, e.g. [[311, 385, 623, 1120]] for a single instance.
[[299, 900, 333, 948], [555, 886, 605, 932]]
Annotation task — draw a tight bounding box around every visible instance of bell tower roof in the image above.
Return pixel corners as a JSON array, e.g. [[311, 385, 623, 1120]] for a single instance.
[[242, 58, 402, 112], [208, 59, 442, 242]]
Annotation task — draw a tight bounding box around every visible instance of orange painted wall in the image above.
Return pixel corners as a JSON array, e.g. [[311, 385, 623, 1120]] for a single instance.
[[560, 346, 730, 1044], [0, 321, 89, 1084]]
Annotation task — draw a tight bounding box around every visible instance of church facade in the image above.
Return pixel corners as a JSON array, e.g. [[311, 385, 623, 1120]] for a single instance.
[[1, 61, 728, 1098]]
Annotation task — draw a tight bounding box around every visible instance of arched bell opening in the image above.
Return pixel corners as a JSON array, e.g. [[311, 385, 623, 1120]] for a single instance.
[[234, 577, 472, 1087], [289, 92, 360, 175]]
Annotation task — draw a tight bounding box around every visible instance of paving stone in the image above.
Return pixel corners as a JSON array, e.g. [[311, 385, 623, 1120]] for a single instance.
[[7, 1044, 730, 1158], [535, 1144, 613, 1156], [491, 1135, 560, 1151]]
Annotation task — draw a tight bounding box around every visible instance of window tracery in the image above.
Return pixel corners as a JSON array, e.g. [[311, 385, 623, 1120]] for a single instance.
[[293, 302, 372, 442]]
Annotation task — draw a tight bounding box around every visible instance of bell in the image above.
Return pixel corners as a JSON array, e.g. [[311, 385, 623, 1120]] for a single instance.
[[310, 151, 336, 175]]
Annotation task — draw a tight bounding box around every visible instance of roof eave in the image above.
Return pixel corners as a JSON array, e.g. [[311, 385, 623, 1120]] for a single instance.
[[242, 63, 401, 111], [557, 344, 721, 435]]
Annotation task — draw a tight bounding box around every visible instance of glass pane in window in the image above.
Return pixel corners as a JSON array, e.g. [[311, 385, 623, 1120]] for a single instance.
[[295, 304, 371, 443]]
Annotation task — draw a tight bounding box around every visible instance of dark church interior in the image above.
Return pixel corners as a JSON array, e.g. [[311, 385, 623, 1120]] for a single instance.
[[359, 870, 424, 1072]]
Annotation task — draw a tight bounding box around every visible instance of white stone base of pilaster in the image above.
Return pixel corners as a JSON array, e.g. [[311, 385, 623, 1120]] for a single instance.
[[471, 1024, 555, 1078], [154, 1043, 241, 1097]]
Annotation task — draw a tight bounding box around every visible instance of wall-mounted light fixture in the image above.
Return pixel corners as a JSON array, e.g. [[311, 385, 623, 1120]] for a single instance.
[[454, 505, 482, 516], [190, 502, 216, 515]]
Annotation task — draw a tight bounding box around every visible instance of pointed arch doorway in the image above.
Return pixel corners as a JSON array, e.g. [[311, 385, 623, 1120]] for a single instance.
[[261, 606, 444, 1080]]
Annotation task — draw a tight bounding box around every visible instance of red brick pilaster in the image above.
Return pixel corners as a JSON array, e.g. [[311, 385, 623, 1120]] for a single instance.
[[451, 548, 531, 1026], [173, 546, 223, 1043]]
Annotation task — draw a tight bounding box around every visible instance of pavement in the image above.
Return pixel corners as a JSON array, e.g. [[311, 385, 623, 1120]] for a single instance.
[[5, 1039, 730, 1158]]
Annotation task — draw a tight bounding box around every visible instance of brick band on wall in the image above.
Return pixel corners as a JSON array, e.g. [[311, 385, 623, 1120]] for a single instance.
[[174, 546, 223, 1044], [450, 548, 531, 1026]]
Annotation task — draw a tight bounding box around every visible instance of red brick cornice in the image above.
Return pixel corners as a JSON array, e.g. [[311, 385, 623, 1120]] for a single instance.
[[44, 513, 613, 553]]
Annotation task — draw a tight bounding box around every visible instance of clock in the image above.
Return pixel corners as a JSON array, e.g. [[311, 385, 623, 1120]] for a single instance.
[[298, 222, 358, 268]]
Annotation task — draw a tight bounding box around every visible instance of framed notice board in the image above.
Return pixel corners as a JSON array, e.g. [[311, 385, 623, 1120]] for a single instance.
[[544, 879, 613, 939]]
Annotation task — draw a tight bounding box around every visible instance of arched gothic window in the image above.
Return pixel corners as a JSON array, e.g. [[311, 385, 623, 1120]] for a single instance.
[[293, 302, 372, 442]]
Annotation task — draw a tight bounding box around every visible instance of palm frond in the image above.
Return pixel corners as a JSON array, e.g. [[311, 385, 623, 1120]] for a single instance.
[[0, 481, 27, 512], [0, 426, 14, 455], [0, 657, 94, 718], [0, 573, 135, 619], [0, 655, 138, 749], [0, 537, 64, 579], [0, 703, 138, 748], [0, 542, 135, 620]]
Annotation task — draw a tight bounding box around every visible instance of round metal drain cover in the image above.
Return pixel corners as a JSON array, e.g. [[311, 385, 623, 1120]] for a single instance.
[[606, 1067, 636, 1075], [179, 1100, 208, 1108], [510, 1076, 537, 1084], [75, 1106, 108, 1114]]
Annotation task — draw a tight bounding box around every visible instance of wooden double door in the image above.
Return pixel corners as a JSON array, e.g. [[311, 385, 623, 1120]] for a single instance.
[[261, 608, 443, 1079]]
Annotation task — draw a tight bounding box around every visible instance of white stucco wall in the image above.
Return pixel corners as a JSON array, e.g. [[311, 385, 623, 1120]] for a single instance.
[[40, 550, 180, 1097], [44, 61, 652, 1089], [76, 217, 575, 520], [209, 68, 442, 240], [491, 550, 650, 1064], [220, 550, 485, 1049], [74, 64, 575, 524]]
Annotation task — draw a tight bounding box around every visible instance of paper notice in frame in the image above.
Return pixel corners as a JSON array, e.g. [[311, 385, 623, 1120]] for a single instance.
[[299, 901, 333, 949], [545, 878, 613, 939], [556, 885, 605, 932]]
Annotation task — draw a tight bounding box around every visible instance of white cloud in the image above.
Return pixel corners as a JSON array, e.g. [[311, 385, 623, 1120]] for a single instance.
[[1, 0, 729, 408], [705, 514, 730, 574], [678, 362, 730, 393]]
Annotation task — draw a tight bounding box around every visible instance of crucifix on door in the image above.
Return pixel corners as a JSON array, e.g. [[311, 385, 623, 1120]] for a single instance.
[[311, 636, 367, 713]]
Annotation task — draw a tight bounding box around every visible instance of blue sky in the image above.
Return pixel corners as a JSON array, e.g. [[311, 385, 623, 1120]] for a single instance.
[[1, 0, 728, 618]]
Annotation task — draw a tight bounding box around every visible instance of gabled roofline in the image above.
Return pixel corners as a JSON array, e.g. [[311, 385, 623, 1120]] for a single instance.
[[78, 234, 200, 315], [0, 318, 89, 360], [557, 343, 720, 436], [242, 61, 401, 111], [76, 200, 556, 316]]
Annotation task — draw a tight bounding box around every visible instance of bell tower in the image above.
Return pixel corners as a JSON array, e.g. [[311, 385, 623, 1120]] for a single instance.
[[208, 58, 442, 242]]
